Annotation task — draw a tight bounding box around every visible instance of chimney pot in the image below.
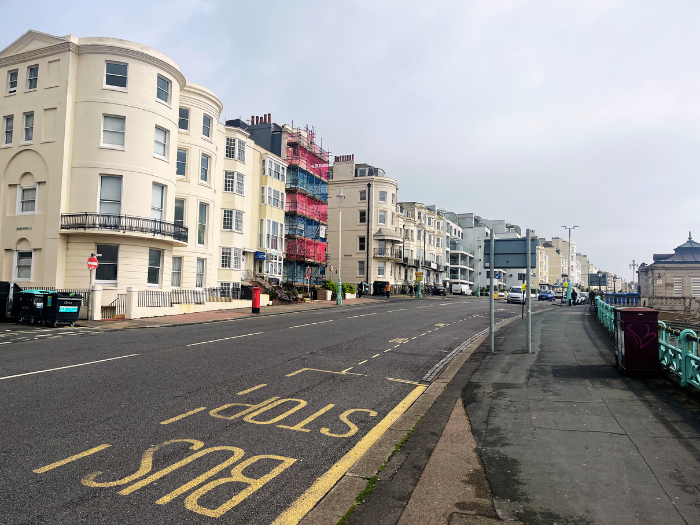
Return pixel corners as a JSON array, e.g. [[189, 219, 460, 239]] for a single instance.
[[267, 113, 271, 123]]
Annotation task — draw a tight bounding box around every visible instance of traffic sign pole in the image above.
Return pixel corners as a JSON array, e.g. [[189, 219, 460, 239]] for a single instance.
[[489, 232, 495, 353], [526, 229, 532, 354]]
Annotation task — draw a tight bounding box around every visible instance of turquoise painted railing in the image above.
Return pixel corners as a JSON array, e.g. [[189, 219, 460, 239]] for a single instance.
[[658, 322, 700, 389], [604, 293, 640, 306], [596, 297, 615, 333]]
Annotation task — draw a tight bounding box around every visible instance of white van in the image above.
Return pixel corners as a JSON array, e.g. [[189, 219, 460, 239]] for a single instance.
[[451, 284, 473, 296]]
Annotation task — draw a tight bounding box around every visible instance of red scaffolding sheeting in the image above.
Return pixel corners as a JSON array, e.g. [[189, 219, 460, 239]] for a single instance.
[[286, 128, 329, 180], [286, 238, 327, 264], [285, 193, 328, 223]]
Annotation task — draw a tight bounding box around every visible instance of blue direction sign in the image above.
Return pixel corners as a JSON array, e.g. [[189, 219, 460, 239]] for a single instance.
[[484, 237, 538, 269]]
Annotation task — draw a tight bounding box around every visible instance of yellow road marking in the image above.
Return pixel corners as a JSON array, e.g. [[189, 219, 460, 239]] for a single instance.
[[387, 377, 423, 386], [358, 360, 367, 365], [384, 349, 391, 352], [412, 337, 417, 339], [271, 384, 426, 525], [394, 344, 401, 348], [237, 384, 267, 395], [342, 367, 354, 373], [286, 368, 366, 377], [34, 444, 111, 473], [160, 407, 207, 425], [372, 354, 380, 358]]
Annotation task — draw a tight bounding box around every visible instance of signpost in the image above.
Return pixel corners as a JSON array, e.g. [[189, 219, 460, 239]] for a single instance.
[[484, 232, 537, 353], [416, 272, 423, 298], [87, 254, 99, 322]]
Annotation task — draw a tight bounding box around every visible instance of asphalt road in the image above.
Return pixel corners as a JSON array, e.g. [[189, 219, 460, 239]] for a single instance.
[[0, 296, 550, 524]]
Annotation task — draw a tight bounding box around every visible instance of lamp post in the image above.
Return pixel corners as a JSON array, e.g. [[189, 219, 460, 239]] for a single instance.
[[337, 188, 345, 305], [561, 225, 578, 306], [629, 259, 637, 293], [597, 270, 603, 293]]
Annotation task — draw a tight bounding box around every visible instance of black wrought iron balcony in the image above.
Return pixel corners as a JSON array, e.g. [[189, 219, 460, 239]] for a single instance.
[[373, 248, 402, 260], [61, 213, 188, 243]]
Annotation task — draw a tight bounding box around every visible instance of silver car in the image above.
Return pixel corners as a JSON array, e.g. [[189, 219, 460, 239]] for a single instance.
[[506, 286, 524, 304]]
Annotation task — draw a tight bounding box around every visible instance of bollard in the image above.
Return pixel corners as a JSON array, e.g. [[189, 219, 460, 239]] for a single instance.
[[252, 287, 261, 314]]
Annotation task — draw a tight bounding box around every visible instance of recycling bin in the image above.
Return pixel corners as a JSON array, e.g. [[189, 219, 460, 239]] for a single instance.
[[16, 289, 52, 324], [614, 307, 660, 373], [0, 282, 22, 321], [41, 292, 82, 327]]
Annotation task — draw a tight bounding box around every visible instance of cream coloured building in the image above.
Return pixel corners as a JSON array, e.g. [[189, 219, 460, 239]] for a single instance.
[[326, 156, 401, 291], [0, 31, 286, 308]]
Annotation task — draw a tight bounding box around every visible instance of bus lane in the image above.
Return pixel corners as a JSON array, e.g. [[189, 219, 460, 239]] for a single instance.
[[27, 364, 425, 524]]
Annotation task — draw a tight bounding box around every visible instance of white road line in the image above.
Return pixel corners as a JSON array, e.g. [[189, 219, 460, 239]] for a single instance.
[[187, 332, 264, 346], [346, 313, 378, 319], [415, 306, 431, 309], [0, 341, 12, 345], [0, 354, 140, 381], [289, 320, 334, 329], [386, 309, 407, 313]]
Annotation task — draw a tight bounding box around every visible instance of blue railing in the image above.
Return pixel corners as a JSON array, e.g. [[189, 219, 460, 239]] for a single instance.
[[604, 293, 640, 306], [658, 323, 700, 390]]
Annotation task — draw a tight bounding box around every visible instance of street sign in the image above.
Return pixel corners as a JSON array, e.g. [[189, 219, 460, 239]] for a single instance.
[[305, 268, 311, 280], [484, 237, 538, 269], [589, 273, 608, 286], [416, 272, 423, 277], [416, 275, 423, 282], [87, 257, 98, 270], [563, 282, 569, 288], [521, 284, 527, 291]]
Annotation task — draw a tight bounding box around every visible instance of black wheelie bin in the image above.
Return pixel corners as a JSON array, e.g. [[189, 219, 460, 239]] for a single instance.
[[15, 289, 51, 324], [41, 291, 82, 327]]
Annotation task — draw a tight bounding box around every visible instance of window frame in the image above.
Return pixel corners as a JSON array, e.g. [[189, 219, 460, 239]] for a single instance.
[[151, 183, 165, 220], [224, 171, 235, 192], [195, 258, 206, 289], [176, 148, 187, 177], [104, 61, 128, 91], [7, 69, 18, 95], [225, 137, 235, 159], [174, 198, 185, 228], [234, 210, 243, 233], [95, 244, 119, 285], [101, 114, 125, 150], [377, 261, 386, 277], [202, 114, 212, 139], [171, 256, 183, 288], [99, 175, 122, 216], [178, 107, 190, 131], [153, 126, 168, 160], [16, 184, 38, 215], [379, 191, 387, 203], [200, 153, 210, 184], [359, 190, 366, 201], [197, 202, 208, 247], [221, 247, 232, 269], [22, 112, 34, 144], [378, 210, 387, 225], [358, 236, 366, 252], [222, 209, 233, 231], [26, 65, 39, 91], [237, 140, 245, 162], [235, 172, 244, 196], [358, 260, 365, 277], [359, 210, 366, 224], [156, 75, 171, 105], [147, 248, 162, 287], [3, 115, 13, 146], [14, 250, 33, 281]]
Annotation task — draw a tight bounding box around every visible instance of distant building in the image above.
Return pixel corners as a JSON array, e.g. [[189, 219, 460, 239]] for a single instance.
[[638, 234, 700, 311]]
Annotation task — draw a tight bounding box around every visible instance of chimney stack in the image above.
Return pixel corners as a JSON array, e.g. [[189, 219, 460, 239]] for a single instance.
[[267, 113, 271, 123], [251, 115, 255, 125]]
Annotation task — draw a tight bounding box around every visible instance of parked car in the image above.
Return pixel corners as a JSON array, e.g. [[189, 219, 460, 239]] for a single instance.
[[432, 285, 447, 296], [538, 290, 555, 301], [506, 286, 524, 304], [451, 284, 473, 296]]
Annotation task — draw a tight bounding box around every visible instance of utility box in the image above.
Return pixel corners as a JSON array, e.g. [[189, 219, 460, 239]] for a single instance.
[[614, 307, 660, 373]]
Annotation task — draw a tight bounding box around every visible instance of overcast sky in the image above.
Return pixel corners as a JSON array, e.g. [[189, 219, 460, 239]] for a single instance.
[[3, 0, 699, 280]]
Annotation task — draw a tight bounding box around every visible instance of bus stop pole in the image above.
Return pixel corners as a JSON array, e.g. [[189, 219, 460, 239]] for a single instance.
[[526, 229, 532, 353], [489, 232, 495, 353]]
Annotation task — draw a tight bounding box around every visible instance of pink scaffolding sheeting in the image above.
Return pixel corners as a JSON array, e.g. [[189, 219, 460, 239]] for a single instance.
[[285, 193, 328, 223]]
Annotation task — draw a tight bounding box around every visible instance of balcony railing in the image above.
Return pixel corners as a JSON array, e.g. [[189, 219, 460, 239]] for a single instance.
[[373, 248, 402, 260], [61, 213, 188, 243]]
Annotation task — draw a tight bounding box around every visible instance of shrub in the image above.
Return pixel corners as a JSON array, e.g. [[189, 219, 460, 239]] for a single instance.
[[342, 282, 356, 294], [321, 280, 337, 293]]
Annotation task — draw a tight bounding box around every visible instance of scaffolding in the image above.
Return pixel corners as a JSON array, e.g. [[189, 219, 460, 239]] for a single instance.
[[283, 125, 329, 286]]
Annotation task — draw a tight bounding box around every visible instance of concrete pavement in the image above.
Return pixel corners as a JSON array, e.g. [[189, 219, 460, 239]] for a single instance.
[[343, 305, 700, 524]]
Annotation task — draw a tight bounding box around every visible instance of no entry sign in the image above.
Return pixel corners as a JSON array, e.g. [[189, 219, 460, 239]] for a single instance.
[[87, 257, 99, 270]]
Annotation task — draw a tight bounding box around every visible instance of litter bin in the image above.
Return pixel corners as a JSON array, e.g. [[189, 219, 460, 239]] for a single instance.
[[0, 282, 22, 321], [614, 307, 660, 373], [16, 289, 52, 324], [41, 292, 82, 327]]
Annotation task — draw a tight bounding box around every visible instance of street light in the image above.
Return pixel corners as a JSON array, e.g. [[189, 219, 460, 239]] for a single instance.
[[561, 225, 578, 306], [336, 188, 345, 306], [597, 270, 603, 293]]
